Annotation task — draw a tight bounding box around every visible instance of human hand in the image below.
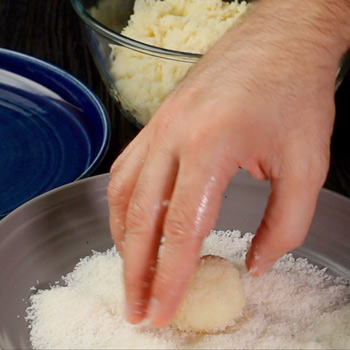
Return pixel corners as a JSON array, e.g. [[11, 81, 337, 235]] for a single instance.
[[108, 0, 349, 328]]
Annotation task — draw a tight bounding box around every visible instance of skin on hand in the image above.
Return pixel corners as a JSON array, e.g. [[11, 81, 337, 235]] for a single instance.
[[108, 0, 350, 328]]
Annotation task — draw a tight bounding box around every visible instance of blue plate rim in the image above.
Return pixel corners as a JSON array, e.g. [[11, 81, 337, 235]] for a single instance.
[[0, 47, 111, 180], [0, 47, 111, 218]]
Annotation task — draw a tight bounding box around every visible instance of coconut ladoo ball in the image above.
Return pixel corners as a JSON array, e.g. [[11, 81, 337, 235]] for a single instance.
[[172, 255, 246, 333]]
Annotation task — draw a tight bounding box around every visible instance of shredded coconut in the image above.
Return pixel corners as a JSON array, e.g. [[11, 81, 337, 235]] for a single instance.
[[109, 0, 251, 125], [26, 230, 350, 349]]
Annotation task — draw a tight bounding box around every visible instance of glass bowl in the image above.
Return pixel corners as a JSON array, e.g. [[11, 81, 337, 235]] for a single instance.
[[0, 170, 349, 348], [71, 0, 350, 128]]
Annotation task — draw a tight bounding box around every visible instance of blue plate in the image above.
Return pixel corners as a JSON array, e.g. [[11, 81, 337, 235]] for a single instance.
[[0, 48, 110, 218]]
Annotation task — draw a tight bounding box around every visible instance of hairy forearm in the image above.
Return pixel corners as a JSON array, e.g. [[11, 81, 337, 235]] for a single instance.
[[256, 0, 350, 60], [306, 0, 350, 53], [196, 0, 350, 99]]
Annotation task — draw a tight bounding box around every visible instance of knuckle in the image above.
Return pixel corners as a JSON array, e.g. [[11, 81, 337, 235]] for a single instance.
[[186, 126, 214, 152], [311, 152, 330, 183], [126, 197, 152, 235], [190, 125, 212, 144], [296, 162, 328, 190], [107, 176, 128, 208], [282, 150, 330, 192], [153, 108, 176, 134], [110, 157, 123, 174], [286, 139, 331, 187], [152, 105, 181, 142], [148, 113, 178, 155], [164, 203, 198, 244]]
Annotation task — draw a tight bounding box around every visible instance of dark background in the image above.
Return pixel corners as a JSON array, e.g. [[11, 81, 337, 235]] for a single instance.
[[1, 0, 350, 197]]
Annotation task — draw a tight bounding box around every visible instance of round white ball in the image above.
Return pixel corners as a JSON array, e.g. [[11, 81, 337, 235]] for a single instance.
[[172, 255, 246, 333]]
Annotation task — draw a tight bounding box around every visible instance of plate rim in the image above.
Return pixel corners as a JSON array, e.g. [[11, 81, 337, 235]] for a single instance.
[[0, 48, 111, 217]]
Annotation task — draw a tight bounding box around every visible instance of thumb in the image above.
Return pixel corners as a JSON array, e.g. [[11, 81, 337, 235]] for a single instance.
[[246, 172, 323, 275]]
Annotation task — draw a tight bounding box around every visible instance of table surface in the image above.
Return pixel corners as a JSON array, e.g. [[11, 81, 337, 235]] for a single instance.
[[1, 0, 350, 198]]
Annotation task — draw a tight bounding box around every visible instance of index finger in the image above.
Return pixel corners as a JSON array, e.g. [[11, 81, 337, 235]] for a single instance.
[[146, 151, 237, 328]]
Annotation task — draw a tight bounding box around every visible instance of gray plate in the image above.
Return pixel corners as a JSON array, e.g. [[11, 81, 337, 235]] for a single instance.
[[0, 170, 349, 349]]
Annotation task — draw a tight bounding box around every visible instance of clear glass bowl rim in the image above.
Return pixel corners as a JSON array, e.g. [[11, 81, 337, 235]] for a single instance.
[[71, 0, 350, 84], [71, 0, 201, 63]]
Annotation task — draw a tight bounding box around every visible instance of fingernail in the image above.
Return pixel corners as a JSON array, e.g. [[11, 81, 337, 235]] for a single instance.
[[249, 260, 275, 276], [246, 245, 252, 261], [124, 302, 133, 322], [147, 297, 161, 326], [259, 260, 275, 273], [248, 265, 259, 276], [125, 298, 148, 319]]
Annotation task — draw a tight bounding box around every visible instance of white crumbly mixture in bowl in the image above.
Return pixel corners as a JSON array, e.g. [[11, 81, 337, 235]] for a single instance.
[[26, 230, 350, 349], [109, 0, 251, 126]]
